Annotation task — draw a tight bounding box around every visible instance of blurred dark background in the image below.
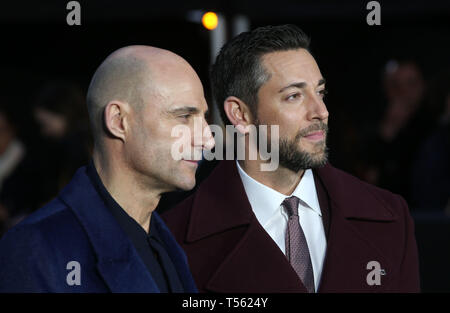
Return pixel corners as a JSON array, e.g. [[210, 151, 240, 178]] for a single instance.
[[0, 0, 449, 291]]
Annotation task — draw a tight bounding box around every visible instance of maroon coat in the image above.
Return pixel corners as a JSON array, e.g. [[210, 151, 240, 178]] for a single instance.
[[162, 160, 420, 292]]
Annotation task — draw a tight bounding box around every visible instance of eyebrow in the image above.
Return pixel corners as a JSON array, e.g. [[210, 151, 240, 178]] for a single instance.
[[278, 78, 326, 93], [168, 106, 209, 118]]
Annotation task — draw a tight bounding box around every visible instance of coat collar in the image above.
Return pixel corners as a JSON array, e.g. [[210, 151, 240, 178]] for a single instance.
[[315, 163, 397, 222], [187, 161, 397, 243], [58, 166, 196, 292], [186, 161, 254, 242], [185, 161, 398, 292], [313, 164, 398, 291]]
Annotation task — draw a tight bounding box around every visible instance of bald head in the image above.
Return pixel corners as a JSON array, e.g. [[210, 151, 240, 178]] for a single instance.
[[87, 45, 213, 194], [86, 45, 195, 147]]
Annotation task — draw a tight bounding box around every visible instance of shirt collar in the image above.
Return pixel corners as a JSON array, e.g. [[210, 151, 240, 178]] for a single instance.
[[236, 160, 322, 227], [291, 168, 322, 216]]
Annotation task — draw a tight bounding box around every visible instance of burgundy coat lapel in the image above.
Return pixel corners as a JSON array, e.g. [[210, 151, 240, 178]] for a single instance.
[[180, 161, 401, 292], [185, 160, 307, 292], [205, 218, 307, 293], [314, 164, 398, 292]]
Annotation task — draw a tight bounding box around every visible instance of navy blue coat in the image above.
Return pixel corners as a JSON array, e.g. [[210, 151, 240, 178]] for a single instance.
[[0, 166, 198, 293]]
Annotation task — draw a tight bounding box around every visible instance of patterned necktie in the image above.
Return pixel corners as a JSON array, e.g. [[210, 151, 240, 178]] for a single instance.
[[282, 195, 315, 293]]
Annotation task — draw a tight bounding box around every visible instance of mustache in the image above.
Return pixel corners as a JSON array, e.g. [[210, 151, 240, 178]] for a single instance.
[[297, 121, 329, 138]]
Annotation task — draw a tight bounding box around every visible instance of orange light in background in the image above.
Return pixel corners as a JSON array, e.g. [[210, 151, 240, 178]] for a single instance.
[[202, 12, 218, 30]]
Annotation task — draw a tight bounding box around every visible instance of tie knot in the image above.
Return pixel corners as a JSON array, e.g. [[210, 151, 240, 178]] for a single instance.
[[282, 196, 300, 217]]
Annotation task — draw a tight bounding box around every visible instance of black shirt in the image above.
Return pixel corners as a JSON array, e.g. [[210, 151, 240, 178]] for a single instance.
[[86, 161, 184, 292]]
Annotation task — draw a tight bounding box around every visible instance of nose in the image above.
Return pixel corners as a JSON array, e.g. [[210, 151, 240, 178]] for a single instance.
[[201, 120, 215, 151], [307, 93, 329, 121]]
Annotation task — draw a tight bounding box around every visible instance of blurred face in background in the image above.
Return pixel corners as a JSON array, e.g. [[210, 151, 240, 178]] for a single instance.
[[0, 112, 14, 155], [34, 107, 67, 139], [384, 62, 425, 113]]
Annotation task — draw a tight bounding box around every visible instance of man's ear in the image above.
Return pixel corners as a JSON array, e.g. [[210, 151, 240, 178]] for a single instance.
[[224, 96, 254, 134], [103, 100, 129, 142]]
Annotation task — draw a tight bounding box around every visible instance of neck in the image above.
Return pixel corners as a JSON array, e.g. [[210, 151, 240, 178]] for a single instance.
[[239, 158, 305, 196], [238, 135, 305, 195], [93, 148, 161, 233]]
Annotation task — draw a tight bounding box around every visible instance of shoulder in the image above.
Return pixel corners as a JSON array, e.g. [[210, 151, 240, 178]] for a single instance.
[[3, 197, 83, 244], [318, 164, 410, 217], [0, 197, 93, 291]]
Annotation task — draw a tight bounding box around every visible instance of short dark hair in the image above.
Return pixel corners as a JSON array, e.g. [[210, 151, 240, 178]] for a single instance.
[[210, 24, 311, 125]]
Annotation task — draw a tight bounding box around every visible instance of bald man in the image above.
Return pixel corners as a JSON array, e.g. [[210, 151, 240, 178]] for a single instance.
[[0, 46, 214, 292]]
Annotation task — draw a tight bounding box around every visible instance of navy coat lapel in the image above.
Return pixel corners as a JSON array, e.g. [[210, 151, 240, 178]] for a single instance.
[[58, 167, 159, 292], [152, 213, 198, 292]]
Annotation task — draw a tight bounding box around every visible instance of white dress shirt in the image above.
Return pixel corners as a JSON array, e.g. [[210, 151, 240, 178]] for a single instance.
[[236, 160, 327, 291]]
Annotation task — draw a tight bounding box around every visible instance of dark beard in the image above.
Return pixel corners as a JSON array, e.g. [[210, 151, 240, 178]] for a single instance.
[[279, 121, 329, 172], [253, 120, 329, 172]]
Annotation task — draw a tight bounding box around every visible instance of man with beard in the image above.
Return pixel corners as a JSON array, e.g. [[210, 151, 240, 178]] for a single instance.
[[162, 25, 420, 292]]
